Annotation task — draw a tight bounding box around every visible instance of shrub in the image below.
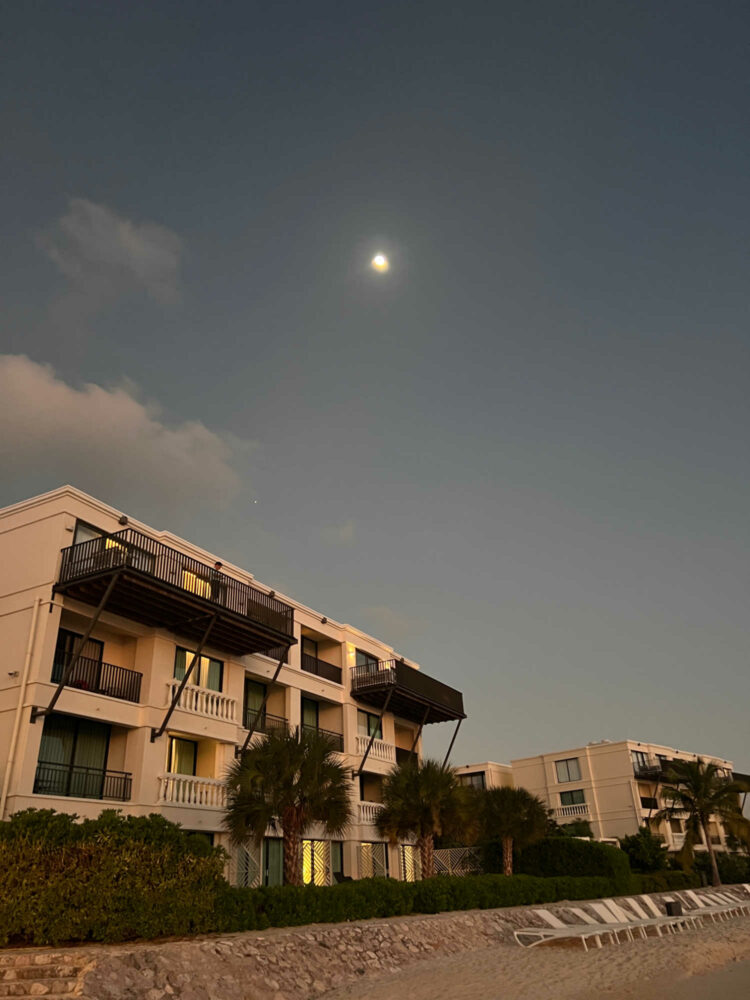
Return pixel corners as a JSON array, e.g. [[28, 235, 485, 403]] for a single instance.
[[619, 828, 668, 873], [693, 852, 750, 885], [515, 837, 632, 893], [630, 870, 701, 893]]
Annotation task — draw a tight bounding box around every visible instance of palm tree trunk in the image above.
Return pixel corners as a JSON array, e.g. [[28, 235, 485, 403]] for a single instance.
[[703, 820, 721, 886], [283, 820, 302, 886], [418, 835, 434, 878], [502, 836, 514, 876]]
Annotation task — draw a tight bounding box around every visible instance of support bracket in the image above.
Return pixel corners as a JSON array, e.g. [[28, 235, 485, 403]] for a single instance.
[[441, 717, 463, 770], [354, 686, 394, 777], [31, 571, 123, 724], [151, 613, 218, 741]]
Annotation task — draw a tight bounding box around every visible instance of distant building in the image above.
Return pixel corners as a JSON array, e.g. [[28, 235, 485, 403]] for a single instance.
[[455, 760, 513, 790], [512, 739, 744, 849]]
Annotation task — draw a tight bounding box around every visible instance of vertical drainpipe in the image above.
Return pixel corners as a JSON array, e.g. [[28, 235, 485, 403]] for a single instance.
[[0, 596, 42, 821]]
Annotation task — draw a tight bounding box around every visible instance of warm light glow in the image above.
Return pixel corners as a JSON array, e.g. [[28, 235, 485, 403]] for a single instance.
[[371, 253, 389, 272]]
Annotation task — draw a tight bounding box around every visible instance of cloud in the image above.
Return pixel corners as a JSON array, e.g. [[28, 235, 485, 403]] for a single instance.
[[36, 198, 183, 328], [323, 519, 355, 544], [0, 355, 249, 512]]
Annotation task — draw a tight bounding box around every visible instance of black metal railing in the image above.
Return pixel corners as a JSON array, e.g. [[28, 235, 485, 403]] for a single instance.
[[51, 654, 142, 703], [34, 761, 132, 801], [301, 652, 342, 684], [351, 659, 464, 716], [243, 710, 289, 735], [58, 528, 295, 638], [302, 724, 344, 752]]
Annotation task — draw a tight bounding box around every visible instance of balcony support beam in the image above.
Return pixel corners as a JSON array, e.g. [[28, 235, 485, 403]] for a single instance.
[[237, 645, 291, 756], [354, 686, 394, 777], [441, 717, 463, 770], [31, 571, 123, 724], [409, 706, 430, 759], [151, 614, 218, 742]]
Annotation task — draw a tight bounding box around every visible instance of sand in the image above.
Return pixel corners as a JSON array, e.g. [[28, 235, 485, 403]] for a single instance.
[[318, 920, 750, 1000]]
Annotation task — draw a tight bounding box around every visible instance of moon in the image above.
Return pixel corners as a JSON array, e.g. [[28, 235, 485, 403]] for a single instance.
[[371, 253, 390, 272]]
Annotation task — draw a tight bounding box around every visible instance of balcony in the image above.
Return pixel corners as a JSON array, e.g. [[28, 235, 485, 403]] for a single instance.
[[359, 801, 385, 825], [166, 680, 237, 722], [55, 529, 296, 657], [158, 773, 227, 808], [351, 660, 465, 725], [34, 761, 132, 801], [355, 734, 396, 764], [242, 709, 289, 735], [301, 652, 342, 685], [52, 654, 142, 703], [555, 804, 590, 819], [303, 724, 344, 752]]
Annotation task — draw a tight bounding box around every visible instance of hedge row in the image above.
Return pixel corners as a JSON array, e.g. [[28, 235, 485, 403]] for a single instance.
[[0, 832, 617, 946], [630, 871, 701, 893]]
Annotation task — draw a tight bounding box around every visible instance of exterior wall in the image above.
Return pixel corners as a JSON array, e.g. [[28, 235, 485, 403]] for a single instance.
[[0, 487, 447, 882], [455, 761, 513, 790], [511, 739, 736, 850]]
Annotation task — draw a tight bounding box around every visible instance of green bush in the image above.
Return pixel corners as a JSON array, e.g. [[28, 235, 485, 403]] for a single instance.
[[630, 870, 701, 892], [693, 852, 750, 885], [515, 837, 632, 893], [619, 828, 668, 873]]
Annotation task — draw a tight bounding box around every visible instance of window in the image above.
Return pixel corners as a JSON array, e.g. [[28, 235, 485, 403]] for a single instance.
[[73, 521, 105, 546], [331, 841, 344, 881], [357, 710, 382, 740], [359, 842, 388, 879], [355, 649, 379, 671], [36, 713, 111, 799], [640, 796, 658, 810], [670, 819, 682, 834], [302, 636, 318, 659], [263, 838, 283, 886], [458, 772, 486, 789], [555, 758, 581, 783], [301, 697, 319, 730], [182, 569, 211, 598], [244, 679, 266, 728], [560, 789, 585, 806], [302, 839, 330, 886], [631, 750, 649, 769], [174, 647, 223, 692], [52, 628, 104, 686], [168, 737, 197, 775]]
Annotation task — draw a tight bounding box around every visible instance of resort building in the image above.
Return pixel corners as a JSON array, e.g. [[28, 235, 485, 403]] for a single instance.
[[0, 487, 465, 886], [455, 761, 513, 790], [511, 739, 744, 850]]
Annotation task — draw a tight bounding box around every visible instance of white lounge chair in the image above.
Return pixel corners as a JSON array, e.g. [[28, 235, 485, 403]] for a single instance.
[[586, 902, 640, 943], [704, 890, 750, 916], [638, 893, 703, 931], [566, 907, 619, 946], [680, 890, 737, 921], [602, 898, 670, 940], [621, 897, 682, 935], [513, 909, 610, 951]]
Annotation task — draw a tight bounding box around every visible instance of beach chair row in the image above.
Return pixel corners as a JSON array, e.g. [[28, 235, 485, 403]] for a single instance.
[[514, 884, 750, 950]]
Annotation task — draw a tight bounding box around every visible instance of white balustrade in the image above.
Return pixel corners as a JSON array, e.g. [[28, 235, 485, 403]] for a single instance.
[[358, 801, 385, 824], [166, 680, 237, 722], [555, 804, 590, 818], [355, 734, 396, 763], [159, 773, 227, 808]]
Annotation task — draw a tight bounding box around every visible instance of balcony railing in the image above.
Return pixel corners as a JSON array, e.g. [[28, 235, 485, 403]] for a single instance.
[[351, 660, 465, 724], [301, 652, 342, 685], [302, 724, 344, 752], [355, 734, 396, 763], [55, 528, 295, 656], [358, 801, 385, 824], [51, 654, 142, 703], [34, 761, 132, 801], [158, 773, 226, 808], [166, 679, 237, 722], [555, 804, 590, 818], [243, 710, 289, 735]]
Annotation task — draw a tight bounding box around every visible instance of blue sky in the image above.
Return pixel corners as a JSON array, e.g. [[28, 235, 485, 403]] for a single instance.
[[2, 1, 748, 768]]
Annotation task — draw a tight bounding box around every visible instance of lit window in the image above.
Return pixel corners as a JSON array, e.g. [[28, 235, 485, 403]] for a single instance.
[[174, 647, 223, 692]]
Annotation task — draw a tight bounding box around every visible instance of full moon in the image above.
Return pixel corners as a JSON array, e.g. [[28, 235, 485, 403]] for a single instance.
[[371, 253, 389, 272]]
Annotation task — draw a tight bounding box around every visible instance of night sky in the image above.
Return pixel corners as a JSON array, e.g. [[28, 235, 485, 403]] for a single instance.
[[2, 1, 748, 769]]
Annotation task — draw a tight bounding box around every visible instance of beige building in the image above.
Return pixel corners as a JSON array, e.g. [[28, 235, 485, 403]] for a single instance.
[[455, 760, 513, 790], [0, 487, 464, 886], [511, 739, 741, 850]]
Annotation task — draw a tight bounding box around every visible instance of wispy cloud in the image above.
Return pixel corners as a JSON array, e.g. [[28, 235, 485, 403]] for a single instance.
[[323, 518, 355, 544], [0, 355, 250, 512], [37, 198, 183, 330]]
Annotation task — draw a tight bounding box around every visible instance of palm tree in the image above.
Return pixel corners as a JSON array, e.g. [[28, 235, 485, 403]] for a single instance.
[[654, 758, 749, 886], [481, 786, 549, 876], [376, 759, 470, 878], [224, 728, 351, 886]]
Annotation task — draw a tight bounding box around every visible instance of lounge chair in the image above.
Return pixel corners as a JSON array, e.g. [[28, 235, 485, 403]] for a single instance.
[[703, 890, 750, 916], [620, 897, 682, 935], [565, 907, 619, 946], [679, 890, 737, 921], [602, 898, 673, 940], [638, 894, 703, 931], [513, 909, 611, 951], [585, 902, 640, 943]]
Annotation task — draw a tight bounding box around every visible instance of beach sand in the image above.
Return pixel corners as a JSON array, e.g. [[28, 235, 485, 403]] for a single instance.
[[318, 920, 750, 1000]]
